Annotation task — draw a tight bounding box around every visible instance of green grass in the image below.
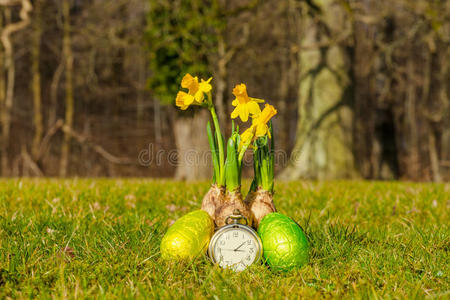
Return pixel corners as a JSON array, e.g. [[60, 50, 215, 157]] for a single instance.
[[0, 179, 448, 299]]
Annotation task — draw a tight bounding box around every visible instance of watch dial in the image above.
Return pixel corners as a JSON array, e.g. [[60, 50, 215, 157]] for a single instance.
[[214, 228, 259, 272]]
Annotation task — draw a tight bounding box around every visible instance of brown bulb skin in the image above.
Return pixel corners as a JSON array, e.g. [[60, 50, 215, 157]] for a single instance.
[[201, 184, 225, 222], [215, 189, 253, 228], [246, 188, 276, 228]]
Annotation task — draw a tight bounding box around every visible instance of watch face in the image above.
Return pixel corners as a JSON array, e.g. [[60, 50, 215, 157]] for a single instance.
[[212, 226, 261, 272]]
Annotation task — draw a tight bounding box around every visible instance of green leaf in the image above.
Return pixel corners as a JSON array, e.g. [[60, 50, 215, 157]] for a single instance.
[[207, 122, 220, 184], [269, 121, 275, 192], [253, 143, 261, 187], [255, 136, 272, 191], [225, 135, 239, 191]]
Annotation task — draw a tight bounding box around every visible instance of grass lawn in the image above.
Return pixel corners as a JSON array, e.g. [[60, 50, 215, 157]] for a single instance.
[[0, 179, 448, 299]]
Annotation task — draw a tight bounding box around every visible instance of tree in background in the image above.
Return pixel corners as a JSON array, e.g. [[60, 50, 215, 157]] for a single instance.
[[59, 0, 74, 177], [279, 0, 357, 180], [0, 0, 32, 176], [281, 0, 449, 181], [0, 0, 157, 177], [31, 0, 43, 163], [0, 0, 447, 180], [350, 0, 449, 181]]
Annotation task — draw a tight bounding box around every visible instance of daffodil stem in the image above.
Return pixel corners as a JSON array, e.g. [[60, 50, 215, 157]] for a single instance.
[[209, 106, 225, 185]]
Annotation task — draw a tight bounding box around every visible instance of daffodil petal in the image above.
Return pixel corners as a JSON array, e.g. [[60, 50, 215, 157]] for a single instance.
[[240, 104, 249, 122], [232, 99, 239, 106], [248, 101, 262, 117], [199, 81, 212, 93], [255, 124, 268, 137], [176, 91, 187, 108], [194, 91, 204, 103], [181, 74, 199, 94], [250, 97, 265, 103], [231, 107, 240, 119], [181, 74, 194, 88], [184, 94, 195, 105]]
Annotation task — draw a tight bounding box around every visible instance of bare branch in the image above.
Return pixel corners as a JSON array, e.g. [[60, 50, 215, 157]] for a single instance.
[[60, 124, 135, 165], [21, 147, 43, 176]]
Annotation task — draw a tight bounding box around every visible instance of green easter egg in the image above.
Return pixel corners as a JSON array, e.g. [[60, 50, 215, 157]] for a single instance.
[[160, 210, 214, 261], [258, 212, 310, 271]]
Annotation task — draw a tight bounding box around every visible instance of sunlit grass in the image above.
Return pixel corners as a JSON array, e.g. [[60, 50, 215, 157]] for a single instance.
[[0, 179, 448, 298]]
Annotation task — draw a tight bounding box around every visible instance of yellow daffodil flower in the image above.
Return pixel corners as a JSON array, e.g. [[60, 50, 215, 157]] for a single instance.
[[230, 83, 264, 122], [175, 74, 212, 110], [239, 104, 277, 150], [175, 91, 193, 110], [252, 104, 277, 138]]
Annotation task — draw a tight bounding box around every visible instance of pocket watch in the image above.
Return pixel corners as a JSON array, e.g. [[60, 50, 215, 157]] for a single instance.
[[208, 209, 263, 272]]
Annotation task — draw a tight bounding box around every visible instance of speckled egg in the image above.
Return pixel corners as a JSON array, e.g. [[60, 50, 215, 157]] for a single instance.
[[160, 210, 214, 261], [258, 212, 310, 271]]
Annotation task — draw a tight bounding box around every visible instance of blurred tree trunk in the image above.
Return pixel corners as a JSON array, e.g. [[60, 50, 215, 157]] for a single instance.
[[59, 0, 74, 177], [48, 59, 63, 129], [136, 48, 145, 128], [173, 110, 211, 180], [0, 11, 5, 176], [351, 0, 398, 180], [214, 33, 227, 131], [352, 4, 377, 179], [0, 0, 32, 176], [386, 2, 448, 181], [277, 0, 299, 157], [31, 0, 43, 162], [279, 0, 357, 180], [2, 8, 13, 176], [422, 39, 448, 182], [153, 99, 162, 145], [438, 43, 450, 176]]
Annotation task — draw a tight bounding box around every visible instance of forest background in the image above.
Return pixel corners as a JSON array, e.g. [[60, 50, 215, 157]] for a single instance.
[[0, 0, 448, 182]]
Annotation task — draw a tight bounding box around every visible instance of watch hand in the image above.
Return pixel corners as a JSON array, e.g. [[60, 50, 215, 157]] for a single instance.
[[234, 242, 246, 251], [221, 249, 245, 252]]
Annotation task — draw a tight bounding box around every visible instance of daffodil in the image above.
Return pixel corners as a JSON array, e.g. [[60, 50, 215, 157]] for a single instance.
[[175, 74, 212, 110], [251, 104, 277, 138], [238, 104, 277, 153], [230, 83, 264, 122]]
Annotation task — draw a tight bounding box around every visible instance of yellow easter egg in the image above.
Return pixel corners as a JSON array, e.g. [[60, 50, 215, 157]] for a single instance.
[[160, 210, 214, 260]]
